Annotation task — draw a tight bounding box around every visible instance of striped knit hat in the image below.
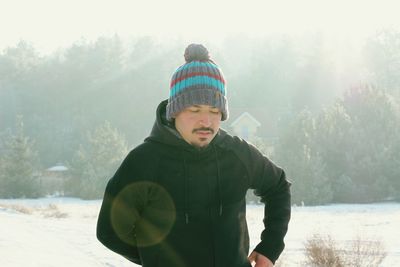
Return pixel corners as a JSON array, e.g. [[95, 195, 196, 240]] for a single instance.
[[166, 44, 228, 121]]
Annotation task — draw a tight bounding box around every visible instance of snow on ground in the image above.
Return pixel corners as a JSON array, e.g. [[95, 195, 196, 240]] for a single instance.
[[0, 198, 399, 266], [248, 203, 400, 266]]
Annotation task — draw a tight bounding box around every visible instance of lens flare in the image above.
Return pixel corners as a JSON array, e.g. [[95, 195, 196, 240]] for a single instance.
[[110, 181, 176, 247]]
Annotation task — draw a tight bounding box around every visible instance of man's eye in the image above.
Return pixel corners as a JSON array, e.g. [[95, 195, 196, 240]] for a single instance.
[[210, 110, 220, 114], [190, 109, 200, 113]]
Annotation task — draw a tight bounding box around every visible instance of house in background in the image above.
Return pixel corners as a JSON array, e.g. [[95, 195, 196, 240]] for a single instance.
[[222, 105, 289, 146], [229, 112, 261, 141], [39, 163, 69, 195]]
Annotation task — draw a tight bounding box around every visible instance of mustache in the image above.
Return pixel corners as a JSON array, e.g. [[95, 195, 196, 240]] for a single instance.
[[192, 127, 214, 134]]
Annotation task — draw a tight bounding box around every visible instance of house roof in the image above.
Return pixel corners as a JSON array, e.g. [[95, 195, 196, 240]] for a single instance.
[[230, 112, 261, 127], [46, 165, 68, 172], [221, 106, 281, 140]]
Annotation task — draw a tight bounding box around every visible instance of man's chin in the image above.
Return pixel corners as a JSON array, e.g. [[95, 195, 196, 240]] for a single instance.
[[191, 139, 211, 148]]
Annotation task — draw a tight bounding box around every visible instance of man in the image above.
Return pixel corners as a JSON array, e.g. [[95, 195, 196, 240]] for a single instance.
[[97, 44, 291, 267]]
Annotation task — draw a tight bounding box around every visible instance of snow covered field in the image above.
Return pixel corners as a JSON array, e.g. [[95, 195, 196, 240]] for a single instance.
[[0, 198, 399, 266]]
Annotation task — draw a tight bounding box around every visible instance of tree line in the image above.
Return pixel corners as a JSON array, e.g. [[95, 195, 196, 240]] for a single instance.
[[1, 30, 400, 203], [273, 85, 400, 205]]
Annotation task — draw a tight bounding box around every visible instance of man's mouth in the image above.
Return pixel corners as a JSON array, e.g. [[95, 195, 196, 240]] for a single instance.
[[193, 128, 214, 136], [196, 131, 212, 136]]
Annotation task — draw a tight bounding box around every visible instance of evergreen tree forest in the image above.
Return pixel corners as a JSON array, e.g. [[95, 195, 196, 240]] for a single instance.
[[1, 31, 400, 203]]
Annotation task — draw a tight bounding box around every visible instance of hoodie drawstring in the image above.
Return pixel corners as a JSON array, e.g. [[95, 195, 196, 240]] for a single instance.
[[182, 156, 190, 224], [213, 145, 223, 216]]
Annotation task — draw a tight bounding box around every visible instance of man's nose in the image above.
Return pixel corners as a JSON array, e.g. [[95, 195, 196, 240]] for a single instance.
[[199, 113, 212, 126]]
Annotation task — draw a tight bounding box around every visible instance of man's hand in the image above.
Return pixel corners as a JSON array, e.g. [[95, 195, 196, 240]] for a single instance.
[[248, 251, 274, 267]]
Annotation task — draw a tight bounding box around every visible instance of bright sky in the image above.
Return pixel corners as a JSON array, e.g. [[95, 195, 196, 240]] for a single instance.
[[1, 0, 400, 53]]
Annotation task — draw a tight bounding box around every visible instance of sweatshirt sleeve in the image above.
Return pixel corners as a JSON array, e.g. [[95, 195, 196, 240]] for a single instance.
[[232, 138, 291, 264], [96, 148, 152, 265]]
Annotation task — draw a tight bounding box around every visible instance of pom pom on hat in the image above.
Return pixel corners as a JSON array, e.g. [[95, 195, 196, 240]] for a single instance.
[[184, 44, 210, 62], [166, 43, 229, 121]]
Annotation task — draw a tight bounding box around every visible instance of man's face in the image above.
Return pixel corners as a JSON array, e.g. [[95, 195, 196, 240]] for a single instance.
[[174, 104, 222, 148]]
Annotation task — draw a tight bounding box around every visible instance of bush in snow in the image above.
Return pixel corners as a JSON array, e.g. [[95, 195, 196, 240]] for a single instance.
[[304, 234, 387, 267]]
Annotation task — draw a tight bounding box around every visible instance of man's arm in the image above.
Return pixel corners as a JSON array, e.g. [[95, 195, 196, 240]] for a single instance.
[[97, 178, 142, 264], [252, 164, 291, 265], [96, 150, 149, 265], [229, 138, 291, 264]]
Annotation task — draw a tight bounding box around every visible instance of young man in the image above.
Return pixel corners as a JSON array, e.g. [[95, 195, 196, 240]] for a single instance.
[[97, 44, 291, 267]]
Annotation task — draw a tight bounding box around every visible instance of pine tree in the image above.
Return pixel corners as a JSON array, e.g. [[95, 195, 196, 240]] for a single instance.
[[0, 116, 41, 198], [274, 109, 332, 205], [314, 102, 353, 202], [67, 121, 128, 199], [342, 85, 399, 202]]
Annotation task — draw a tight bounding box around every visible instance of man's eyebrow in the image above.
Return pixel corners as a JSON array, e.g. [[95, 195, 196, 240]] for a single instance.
[[191, 105, 218, 109]]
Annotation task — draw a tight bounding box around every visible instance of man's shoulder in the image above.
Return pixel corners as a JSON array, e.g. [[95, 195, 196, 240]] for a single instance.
[[127, 140, 163, 159], [218, 131, 266, 163], [218, 130, 252, 151]]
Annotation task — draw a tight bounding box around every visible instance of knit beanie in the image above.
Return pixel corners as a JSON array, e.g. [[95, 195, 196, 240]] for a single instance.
[[166, 44, 228, 121]]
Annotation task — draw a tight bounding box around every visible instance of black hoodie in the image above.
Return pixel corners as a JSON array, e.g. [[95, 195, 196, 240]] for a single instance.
[[97, 100, 291, 267]]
